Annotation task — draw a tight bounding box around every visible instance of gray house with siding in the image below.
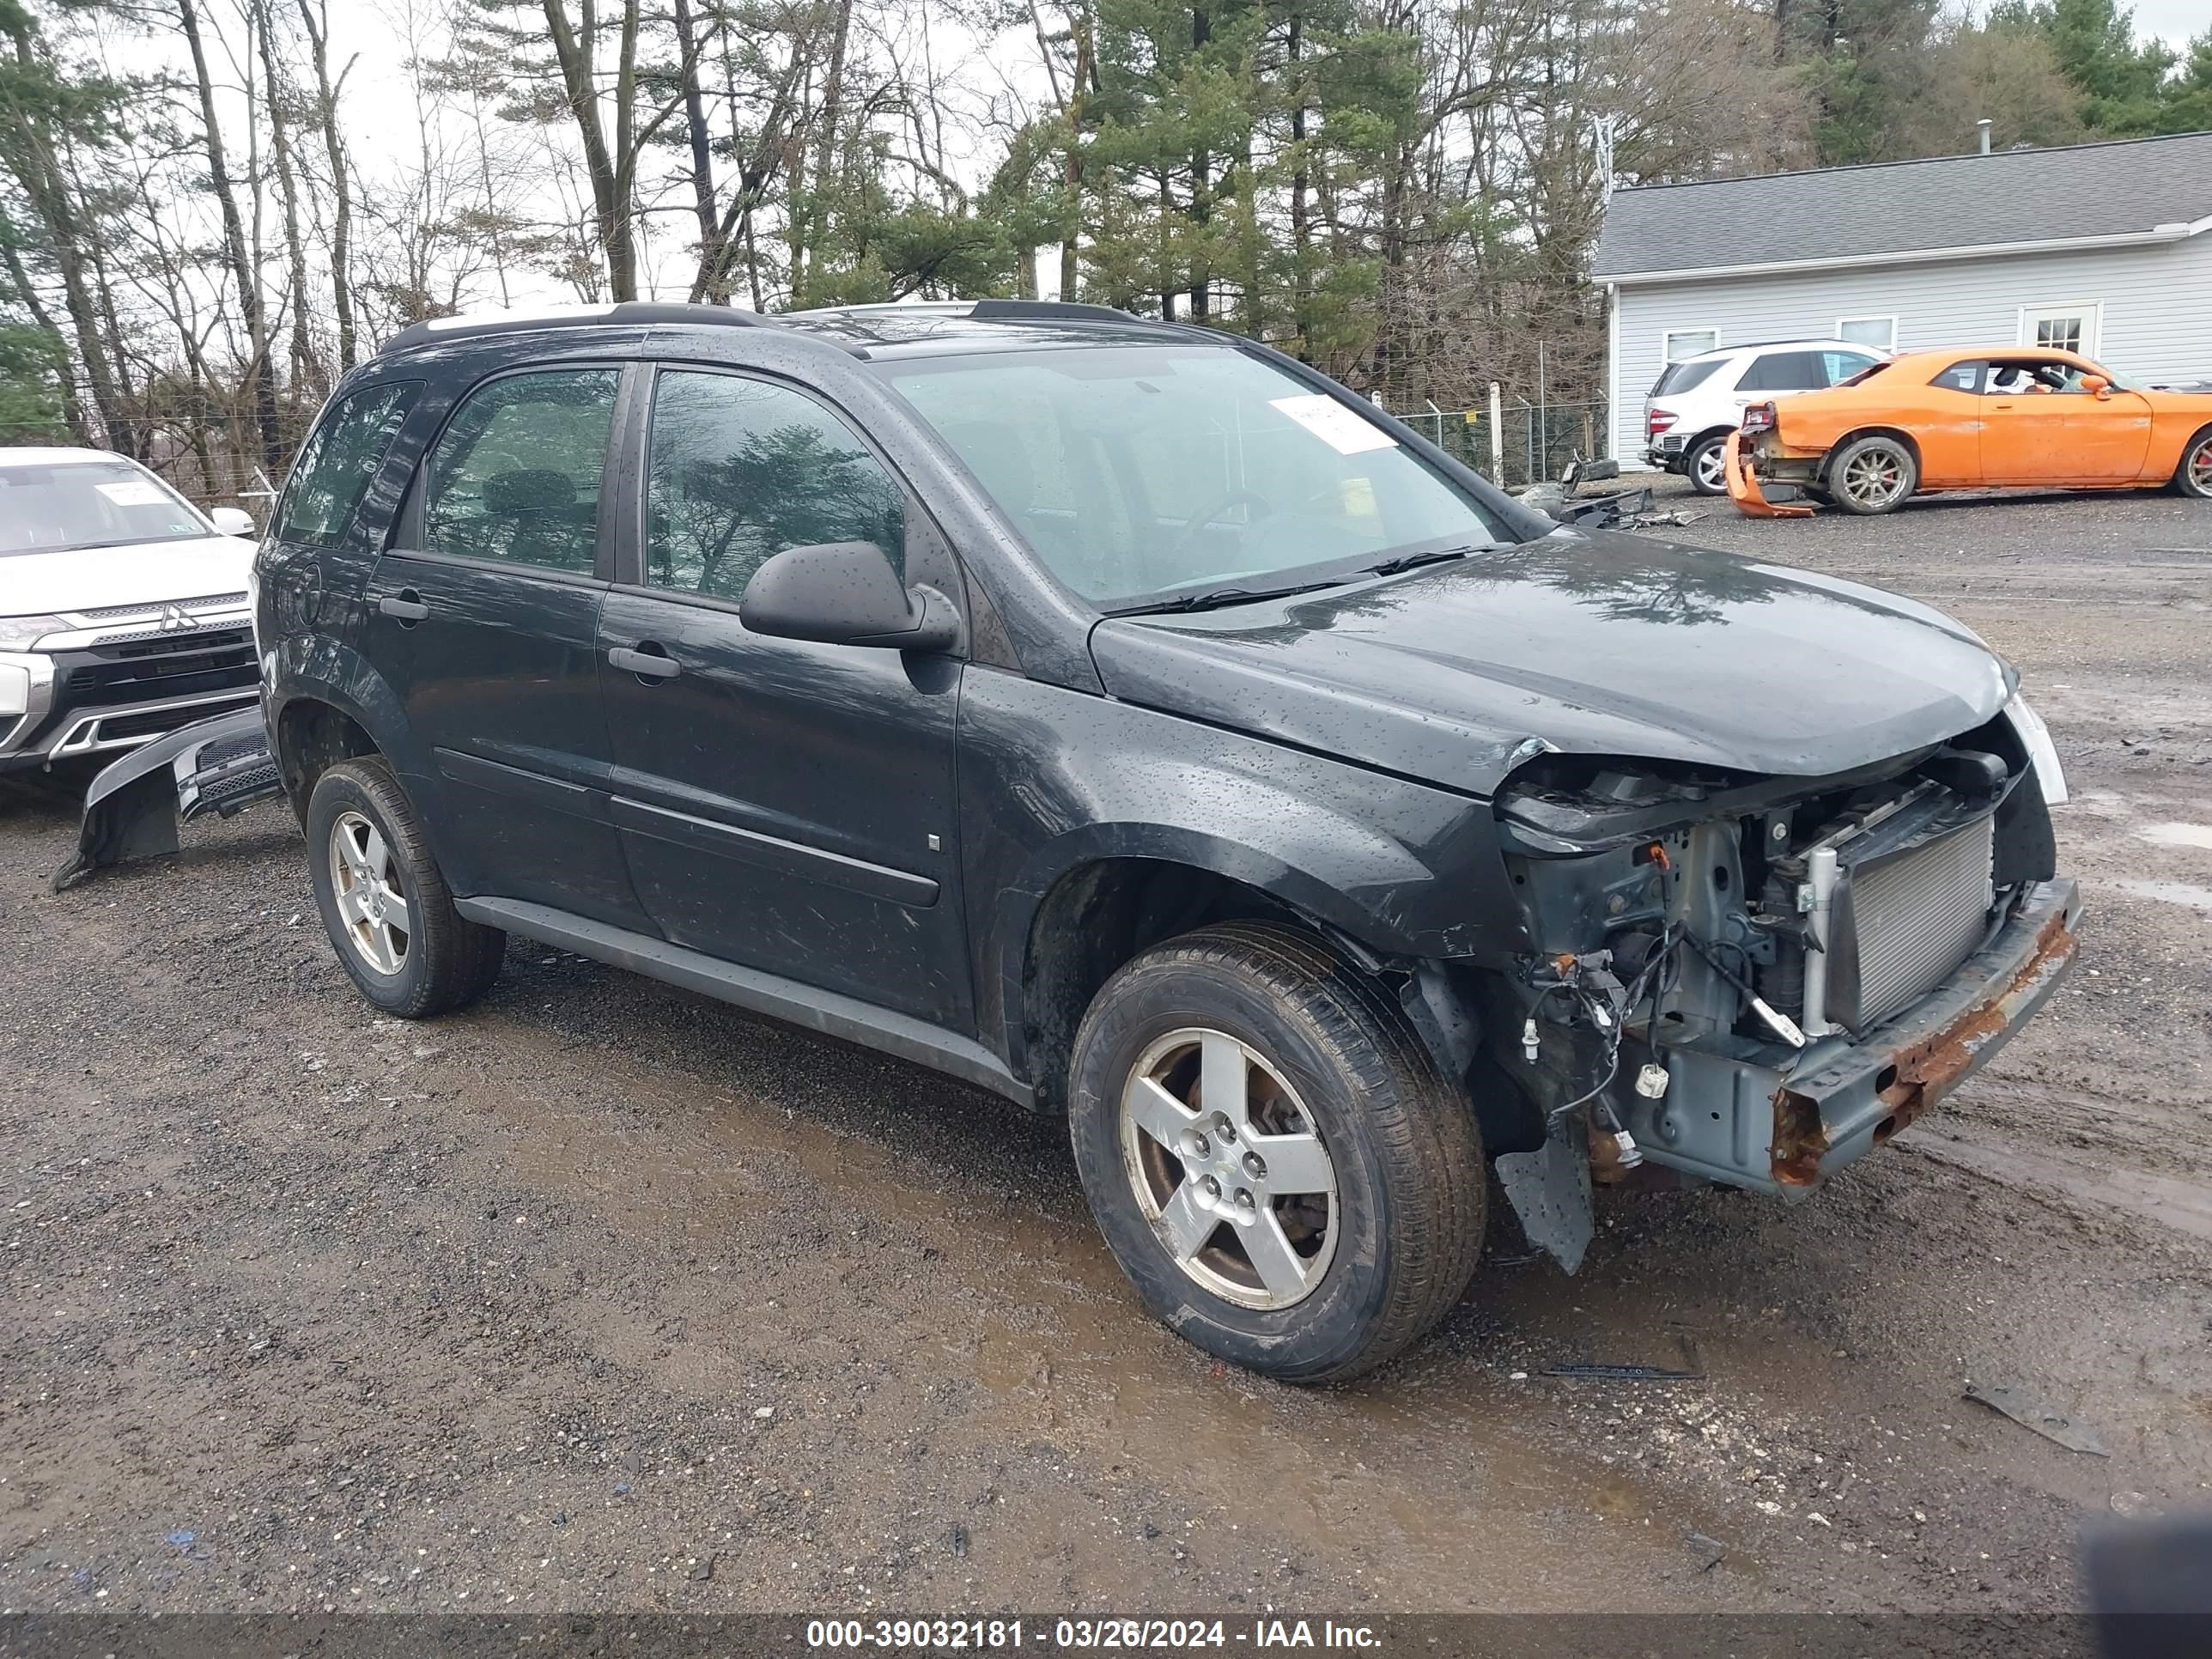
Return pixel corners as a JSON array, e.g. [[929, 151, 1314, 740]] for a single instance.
[[1591, 131, 2212, 467]]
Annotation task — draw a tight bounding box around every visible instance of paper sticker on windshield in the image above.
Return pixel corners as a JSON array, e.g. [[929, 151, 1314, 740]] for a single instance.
[[96, 480, 169, 507], [1268, 395, 1396, 456]]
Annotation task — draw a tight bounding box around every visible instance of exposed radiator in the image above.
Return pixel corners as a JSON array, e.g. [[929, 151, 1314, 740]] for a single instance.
[[1830, 814, 1996, 1030]]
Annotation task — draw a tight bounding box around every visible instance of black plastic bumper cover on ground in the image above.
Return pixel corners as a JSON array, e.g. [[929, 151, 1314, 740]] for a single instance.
[[52, 705, 282, 892]]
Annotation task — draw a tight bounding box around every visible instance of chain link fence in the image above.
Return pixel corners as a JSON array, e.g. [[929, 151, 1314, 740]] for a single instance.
[[1385, 398, 1611, 489]]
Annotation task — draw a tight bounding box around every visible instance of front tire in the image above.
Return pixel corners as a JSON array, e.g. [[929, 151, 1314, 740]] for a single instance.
[[2175, 427, 2212, 500], [1828, 434, 1917, 514], [1066, 921, 1485, 1383], [1686, 432, 1729, 495], [306, 757, 505, 1018]]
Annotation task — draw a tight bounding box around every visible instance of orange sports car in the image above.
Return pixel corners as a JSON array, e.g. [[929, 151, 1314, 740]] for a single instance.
[[1723, 346, 2212, 517]]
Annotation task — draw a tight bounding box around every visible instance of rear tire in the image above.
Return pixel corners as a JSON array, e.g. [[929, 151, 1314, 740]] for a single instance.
[[1066, 921, 1485, 1383], [2175, 427, 2212, 500], [1827, 434, 1917, 515], [1686, 433, 1729, 495], [306, 757, 505, 1018]]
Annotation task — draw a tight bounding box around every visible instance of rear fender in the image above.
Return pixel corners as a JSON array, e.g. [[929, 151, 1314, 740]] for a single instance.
[[265, 636, 428, 809]]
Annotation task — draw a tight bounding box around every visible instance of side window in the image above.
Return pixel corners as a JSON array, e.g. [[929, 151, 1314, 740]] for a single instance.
[[1984, 360, 2065, 396], [1740, 351, 1824, 392], [1931, 361, 1984, 394], [643, 369, 905, 602], [424, 368, 619, 574], [1821, 351, 1875, 386], [276, 380, 421, 548]]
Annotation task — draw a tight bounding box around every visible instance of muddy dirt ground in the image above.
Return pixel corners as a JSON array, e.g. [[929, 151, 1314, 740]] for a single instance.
[[3, 480, 2209, 1624]]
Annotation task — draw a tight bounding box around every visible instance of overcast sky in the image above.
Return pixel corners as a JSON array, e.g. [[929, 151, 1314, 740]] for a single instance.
[[2127, 0, 2206, 50], [142, 0, 2207, 319]]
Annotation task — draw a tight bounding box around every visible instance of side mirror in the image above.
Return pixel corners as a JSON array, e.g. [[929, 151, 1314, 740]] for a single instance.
[[2080, 374, 2112, 399], [738, 541, 960, 653], [209, 506, 258, 537]]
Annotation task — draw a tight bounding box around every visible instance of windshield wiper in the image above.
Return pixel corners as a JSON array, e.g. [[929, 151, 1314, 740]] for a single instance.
[[56, 535, 198, 552], [1364, 543, 1486, 577], [1105, 577, 1351, 617]]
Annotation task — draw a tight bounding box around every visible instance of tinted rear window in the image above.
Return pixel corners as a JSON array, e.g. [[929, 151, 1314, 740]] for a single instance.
[[276, 380, 421, 548], [1652, 359, 1723, 397]]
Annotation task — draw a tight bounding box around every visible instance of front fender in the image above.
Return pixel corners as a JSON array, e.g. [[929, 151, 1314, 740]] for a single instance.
[[956, 669, 1530, 1079]]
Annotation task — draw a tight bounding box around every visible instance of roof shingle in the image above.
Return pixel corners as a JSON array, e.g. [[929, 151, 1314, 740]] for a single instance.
[[1591, 131, 2212, 281]]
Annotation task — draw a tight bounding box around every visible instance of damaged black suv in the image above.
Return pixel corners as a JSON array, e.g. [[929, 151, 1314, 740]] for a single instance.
[[246, 300, 2077, 1382]]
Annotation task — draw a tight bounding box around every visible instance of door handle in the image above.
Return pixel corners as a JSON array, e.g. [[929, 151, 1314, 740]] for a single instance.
[[608, 644, 681, 680], [379, 589, 429, 623]]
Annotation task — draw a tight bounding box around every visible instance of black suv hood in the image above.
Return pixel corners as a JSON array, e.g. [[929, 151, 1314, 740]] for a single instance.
[[1088, 528, 2015, 795]]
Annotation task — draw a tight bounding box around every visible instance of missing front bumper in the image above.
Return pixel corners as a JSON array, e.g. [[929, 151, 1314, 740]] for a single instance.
[[1624, 880, 2081, 1197], [1723, 430, 1815, 519]]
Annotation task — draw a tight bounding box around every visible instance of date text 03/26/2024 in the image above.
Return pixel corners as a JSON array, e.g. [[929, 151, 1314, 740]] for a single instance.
[[805, 1618, 1384, 1650]]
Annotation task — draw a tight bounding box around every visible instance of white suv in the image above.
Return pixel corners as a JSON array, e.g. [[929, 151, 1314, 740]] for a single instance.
[[1645, 340, 1887, 493], [0, 448, 260, 771]]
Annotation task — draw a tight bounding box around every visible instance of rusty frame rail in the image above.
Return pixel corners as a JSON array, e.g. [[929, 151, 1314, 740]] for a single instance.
[[1770, 897, 2081, 1187]]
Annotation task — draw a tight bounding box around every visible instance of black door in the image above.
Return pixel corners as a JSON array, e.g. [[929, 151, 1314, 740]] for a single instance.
[[596, 365, 972, 1030], [362, 363, 643, 926]]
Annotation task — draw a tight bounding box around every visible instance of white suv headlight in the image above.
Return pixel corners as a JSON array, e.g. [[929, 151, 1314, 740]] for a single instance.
[[2002, 692, 2067, 805], [0, 614, 68, 651]]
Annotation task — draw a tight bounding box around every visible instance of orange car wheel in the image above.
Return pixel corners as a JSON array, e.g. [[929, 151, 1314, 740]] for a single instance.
[[2177, 428, 2212, 501], [1828, 434, 1917, 516]]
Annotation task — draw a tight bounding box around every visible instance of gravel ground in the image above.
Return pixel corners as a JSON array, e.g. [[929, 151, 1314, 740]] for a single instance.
[[3, 477, 2209, 1623]]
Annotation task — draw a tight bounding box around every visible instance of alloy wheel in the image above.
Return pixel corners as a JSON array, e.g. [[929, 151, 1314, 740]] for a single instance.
[[1692, 441, 1726, 492], [2189, 436, 2212, 496], [1838, 442, 1911, 511], [329, 809, 411, 975], [1118, 1027, 1340, 1310]]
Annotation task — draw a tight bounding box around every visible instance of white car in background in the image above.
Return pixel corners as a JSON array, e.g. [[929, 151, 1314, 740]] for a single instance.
[[1645, 339, 1887, 494], [0, 448, 261, 772]]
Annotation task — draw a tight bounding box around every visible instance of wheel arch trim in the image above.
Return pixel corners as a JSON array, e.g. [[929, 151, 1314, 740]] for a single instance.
[[992, 817, 1508, 1092]]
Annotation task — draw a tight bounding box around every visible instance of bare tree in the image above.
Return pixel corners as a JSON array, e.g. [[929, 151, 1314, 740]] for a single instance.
[[293, 0, 358, 371]]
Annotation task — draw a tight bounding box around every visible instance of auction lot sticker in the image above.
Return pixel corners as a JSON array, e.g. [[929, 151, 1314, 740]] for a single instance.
[[1267, 395, 1396, 455]]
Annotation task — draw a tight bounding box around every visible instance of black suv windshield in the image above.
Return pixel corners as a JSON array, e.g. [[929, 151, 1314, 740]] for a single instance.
[[884, 345, 1510, 608], [0, 460, 211, 556]]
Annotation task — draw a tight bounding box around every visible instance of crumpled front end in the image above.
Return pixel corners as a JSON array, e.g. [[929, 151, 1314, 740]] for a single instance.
[[1482, 702, 2078, 1265], [1723, 429, 1814, 519]]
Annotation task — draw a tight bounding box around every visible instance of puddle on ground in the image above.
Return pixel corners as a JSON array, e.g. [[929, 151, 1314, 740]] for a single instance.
[[457, 1031, 1763, 1610], [2099, 878, 2212, 912], [1908, 1122, 2212, 1244]]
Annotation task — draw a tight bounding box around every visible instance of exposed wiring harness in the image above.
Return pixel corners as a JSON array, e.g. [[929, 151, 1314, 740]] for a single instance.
[[1528, 925, 1680, 1133]]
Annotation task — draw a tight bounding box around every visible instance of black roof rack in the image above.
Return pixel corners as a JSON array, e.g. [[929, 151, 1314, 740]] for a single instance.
[[779, 298, 1146, 327], [377, 296, 1161, 359], [967, 299, 1142, 325], [379, 301, 773, 356]]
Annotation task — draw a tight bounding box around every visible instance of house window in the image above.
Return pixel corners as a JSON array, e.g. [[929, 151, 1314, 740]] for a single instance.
[[2019, 302, 2100, 358], [1662, 328, 1717, 363], [1836, 315, 1896, 352]]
